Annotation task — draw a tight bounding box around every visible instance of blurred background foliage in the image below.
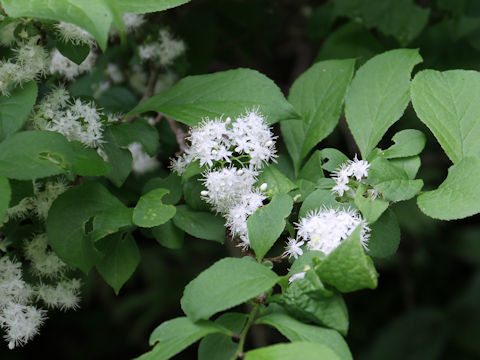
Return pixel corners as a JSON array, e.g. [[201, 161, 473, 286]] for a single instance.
[[3, 0, 480, 359]]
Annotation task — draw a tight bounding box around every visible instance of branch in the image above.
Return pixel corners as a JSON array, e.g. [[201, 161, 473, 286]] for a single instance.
[[124, 67, 160, 123]]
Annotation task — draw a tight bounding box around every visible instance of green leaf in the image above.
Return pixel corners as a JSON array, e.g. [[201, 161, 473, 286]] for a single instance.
[[316, 227, 378, 293], [133, 188, 176, 228], [89, 206, 134, 243], [102, 127, 133, 187], [0, 131, 73, 180], [55, 39, 90, 65], [128, 68, 298, 126], [255, 166, 297, 197], [248, 194, 293, 261], [0, 82, 38, 141], [390, 156, 421, 180], [137, 317, 230, 360], [283, 59, 355, 169], [367, 209, 401, 258], [96, 232, 140, 294], [256, 312, 352, 360], [143, 173, 183, 205], [244, 342, 341, 360], [71, 141, 112, 176], [98, 86, 138, 113], [382, 129, 426, 159], [181, 257, 279, 321], [173, 205, 225, 243], [0, 176, 11, 222], [46, 181, 126, 273], [110, 118, 159, 156], [299, 189, 339, 218], [320, 148, 349, 172], [411, 69, 480, 164], [355, 185, 389, 224], [345, 49, 422, 158], [113, 0, 190, 14], [298, 151, 325, 183], [151, 220, 184, 249], [417, 156, 480, 220], [182, 176, 209, 211]]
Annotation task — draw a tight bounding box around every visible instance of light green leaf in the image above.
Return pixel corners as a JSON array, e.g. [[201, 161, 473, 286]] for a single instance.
[[345, 49, 422, 158], [71, 141, 112, 176], [0, 131, 73, 180], [173, 205, 225, 243], [133, 188, 176, 228], [0, 176, 11, 222], [96, 232, 140, 294], [128, 68, 298, 126], [151, 220, 184, 249], [316, 227, 378, 293], [390, 156, 421, 180], [256, 166, 297, 197], [0, 82, 38, 141], [355, 185, 389, 224], [417, 156, 480, 220], [248, 194, 293, 261], [283, 59, 355, 169], [244, 342, 341, 360], [298, 151, 325, 183], [46, 181, 126, 273], [320, 148, 349, 172], [113, 0, 190, 14], [367, 209, 401, 258], [181, 257, 279, 321], [299, 189, 339, 218], [411, 69, 480, 164], [382, 129, 426, 159], [256, 312, 352, 360], [137, 317, 230, 360]]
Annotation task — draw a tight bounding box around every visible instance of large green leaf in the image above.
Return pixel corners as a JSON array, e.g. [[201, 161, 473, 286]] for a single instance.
[[282, 59, 355, 170], [345, 49, 422, 158], [256, 312, 352, 360], [248, 194, 293, 261], [96, 232, 140, 294], [0, 131, 73, 180], [151, 220, 184, 250], [255, 166, 297, 197], [110, 118, 159, 156], [411, 69, 480, 164], [244, 342, 341, 360], [173, 205, 225, 243], [133, 188, 176, 228], [102, 127, 133, 187], [128, 68, 298, 126], [46, 181, 126, 273], [367, 209, 401, 258], [137, 317, 230, 360], [113, 0, 190, 14], [0, 82, 38, 141], [71, 141, 112, 176], [417, 156, 480, 220], [181, 257, 279, 321], [382, 129, 426, 159], [0, 176, 11, 222]]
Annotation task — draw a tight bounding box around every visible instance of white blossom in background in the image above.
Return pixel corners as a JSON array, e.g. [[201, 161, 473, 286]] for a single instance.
[[0, 20, 19, 46], [55, 22, 95, 46], [49, 49, 96, 80], [105, 63, 125, 84], [295, 207, 370, 255], [283, 238, 304, 260], [24, 233, 67, 278], [122, 13, 147, 33], [36, 279, 81, 311], [288, 272, 306, 283], [139, 29, 186, 66], [331, 155, 370, 197], [128, 142, 160, 175], [0, 303, 46, 349]]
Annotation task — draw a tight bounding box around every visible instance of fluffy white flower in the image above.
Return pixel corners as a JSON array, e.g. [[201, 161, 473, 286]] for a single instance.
[[283, 238, 304, 259], [24, 233, 67, 278], [122, 13, 146, 33], [296, 207, 370, 255], [0, 257, 33, 307], [350, 155, 370, 181], [0, 21, 19, 46], [288, 272, 306, 283], [55, 22, 95, 46], [36, 279, 81, 311], [0, 303, 46, 349], [12, 39, 49, 84], [49, 48, 96, 80], [138, 29, 185, 66], [105, 63, 124, 84], [128, 142, 160, 175], [331, 156, 370, 196]]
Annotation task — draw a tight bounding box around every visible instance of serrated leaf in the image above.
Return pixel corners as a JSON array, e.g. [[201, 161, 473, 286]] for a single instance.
[[283, 59, 355, 170], [316, 227, 378, 293], [411, 69, 480, 164], [368, 209, 400, 258], [0, 131, 73, 180], [0, 82, 37, 141], [71, 141, 112, 176], [173, 205, 225, 243], [137, 317, 230, 360], [128, 68, 298, 126], [417, 156, 480, 220], [248, 194, 293, 261], [244, 342, 341, 360], [181, 257, 279, 321], [0, 176, 11, 222], [382, 129, 426, 159], [390, 156, 421, 180], [345, 49, 422, 158], [96, 232, 140, 294], [133, 188, 176, 228]]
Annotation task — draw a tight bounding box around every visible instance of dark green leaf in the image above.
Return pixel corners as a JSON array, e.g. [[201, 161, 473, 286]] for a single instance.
[[173, 205, 225, 243], [55, 39, 90, 65], [151, 220, 184, 249], [102, 127, 133, 187], [110, 118, 159, 156], [0, 176, 11, 222], [71, 141, 112, 176], [367, 209, 401, 258]]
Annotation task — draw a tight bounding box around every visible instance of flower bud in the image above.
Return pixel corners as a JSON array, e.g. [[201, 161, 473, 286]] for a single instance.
[[200, 190, 209, 196], [260, 183, 268, 191], [236, 169, 244, 176]]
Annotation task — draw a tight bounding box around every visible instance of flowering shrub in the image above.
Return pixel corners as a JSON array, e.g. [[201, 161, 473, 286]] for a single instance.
[[0, 0, 480, 359]]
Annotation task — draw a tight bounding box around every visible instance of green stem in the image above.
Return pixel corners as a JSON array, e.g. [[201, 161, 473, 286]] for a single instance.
[[233, 304, 260, 359]]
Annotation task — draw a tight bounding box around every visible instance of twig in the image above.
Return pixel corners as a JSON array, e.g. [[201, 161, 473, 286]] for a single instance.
[[124, 67, 160, 123], [164, 114, 187, 154]]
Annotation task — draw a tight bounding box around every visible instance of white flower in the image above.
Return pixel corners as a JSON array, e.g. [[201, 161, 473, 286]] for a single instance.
[[283, 238, 304, 259], [288, 272, 306, 283], [49, 49, 96, 80], [0, 257, 33, 307], [331, 156, 370, 196], [122, 13, 146, 33], [36, 279, 81, 311], [332, 182, 350, 197], [128, 142, 160, 175], [24, 233, 67, 278], [138, 29, 185, 66], [350, 155, 370, 181], [55, 22, 95, 46], [0, 303, 46, 349], [296, 207, 370, 255]]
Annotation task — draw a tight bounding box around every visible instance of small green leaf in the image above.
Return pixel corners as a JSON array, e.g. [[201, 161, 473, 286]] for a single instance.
[[0, 176, 11, 222], [345, 49, 422, 158], [151, 220, 184, 250], [110, 118, 159, 156], [382, 129, 426, 159], [55, 39, 90, 65], [244, 341, 342, 360], [417, 156, 480, 220], [173, 205, 225, 243], [255, 166, 297, 197], [181, 257, 279, 321], [71, 141, 112, 176], [143, 173, 183, 205], [182, 176, 210, 211], [368, 209, 401, 258], [248, 194, 293, 261], [102, 127, 133, 187], [90, 206, 134, 243], [96, 232, 140, 294], [0, 131, 73, 180], [0, 82, 38, 140], [298, 151, 325, 183], [133, 188, 176, 228], [390, 156, 421, 180], [316, 227, 378, 293], [137, 317, 230, 360], [128, 68, 298, 126], [355, 185, 389, 224], [320, 148, 349, 172]]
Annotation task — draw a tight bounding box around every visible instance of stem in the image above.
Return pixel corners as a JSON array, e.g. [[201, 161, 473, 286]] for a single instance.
[[234, 304, 259, 359]]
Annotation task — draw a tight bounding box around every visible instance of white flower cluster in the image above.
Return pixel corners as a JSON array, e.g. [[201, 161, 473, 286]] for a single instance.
[[0, 38, 49, 96], [49, 48, 96, 80], [122, 13, 147, 33], [54, 22, 95, 47], [171, 110, 276, 249], [284, 207, 370, 259], [128, 142, 160, 175], [31, 88, 105, 148], [139, 29, 186, 66], [331, 156, 370, 197], [0, 250, 81, 349]]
